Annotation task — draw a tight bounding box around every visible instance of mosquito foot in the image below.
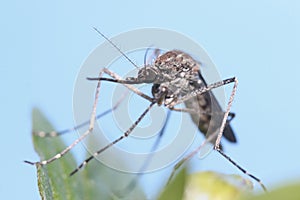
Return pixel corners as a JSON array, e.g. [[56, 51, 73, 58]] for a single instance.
[[24, 160, 37, 165]]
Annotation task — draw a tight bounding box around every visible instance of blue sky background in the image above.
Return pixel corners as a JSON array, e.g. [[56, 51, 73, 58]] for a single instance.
[[1, 1, 300, 199]]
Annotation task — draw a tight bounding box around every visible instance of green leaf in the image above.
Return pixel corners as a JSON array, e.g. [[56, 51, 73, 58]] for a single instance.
[[159, 170, 253, 200], [183, 171, 253, 200], [32, 108, 86, 200], [158, 168, 187, 200], [243, 182, 300, 200], [30, 108, 146, 200]]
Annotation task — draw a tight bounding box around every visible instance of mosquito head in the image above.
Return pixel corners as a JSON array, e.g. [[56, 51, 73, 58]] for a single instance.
[[137, 66, 158, 83], [123, 65, 160, 84]]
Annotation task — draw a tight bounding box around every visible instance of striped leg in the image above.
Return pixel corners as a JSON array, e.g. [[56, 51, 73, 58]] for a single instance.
[[33, 90, 128, 138], [26, 68, 158, 175], [25, 69, 105, 166], [69, 102, 156, 176]]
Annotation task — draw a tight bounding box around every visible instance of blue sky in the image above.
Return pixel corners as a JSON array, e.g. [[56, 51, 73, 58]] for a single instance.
[[1, 1, 300, 199]]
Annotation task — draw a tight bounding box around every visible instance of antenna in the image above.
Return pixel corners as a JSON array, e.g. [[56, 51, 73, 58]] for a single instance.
[[93, 27, 139, 69]]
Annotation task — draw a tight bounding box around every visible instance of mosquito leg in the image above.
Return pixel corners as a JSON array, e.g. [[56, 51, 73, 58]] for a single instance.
[[33, 90, 129, 138], [26, 66, 156, 168], [173, 77, 236, 106], [168, 133, 267, 192], [119, 110, 172, 196], [168, 77, 267, 191], [69, 102, 156, 176], [216, 148, 267, 192], [24, 69, 105, 166], [169, 77, 237, 149], [32, 93, 227, 139], [214, 77, 238, 150], [209, 78, 267, 191], [167, 77, 237, 183], [167, 130, 219, 184]]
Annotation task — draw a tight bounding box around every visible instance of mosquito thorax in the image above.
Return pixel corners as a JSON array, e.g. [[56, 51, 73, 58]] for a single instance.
[[148, 50, 203, 107]]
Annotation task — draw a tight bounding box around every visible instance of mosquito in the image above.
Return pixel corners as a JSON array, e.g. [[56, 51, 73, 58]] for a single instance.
[[25, 28, 267, 192]]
